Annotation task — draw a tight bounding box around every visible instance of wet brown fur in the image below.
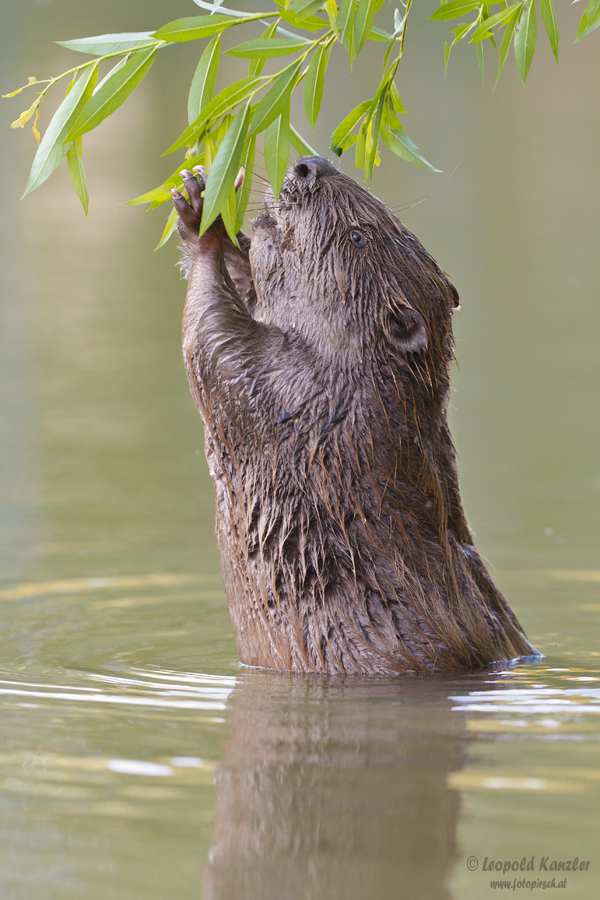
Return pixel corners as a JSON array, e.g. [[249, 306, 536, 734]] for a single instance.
[[173, 156, 537, 675]]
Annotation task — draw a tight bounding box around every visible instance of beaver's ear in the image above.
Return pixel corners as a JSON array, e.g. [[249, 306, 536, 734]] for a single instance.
[[389, 306, 428, 354]]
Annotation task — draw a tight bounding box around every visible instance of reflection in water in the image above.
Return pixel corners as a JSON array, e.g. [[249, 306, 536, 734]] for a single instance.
[[204, 674, 468, 900]]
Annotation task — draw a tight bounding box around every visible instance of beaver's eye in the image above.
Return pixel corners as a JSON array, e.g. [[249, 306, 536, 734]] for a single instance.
[[350, 230, 364, 246]]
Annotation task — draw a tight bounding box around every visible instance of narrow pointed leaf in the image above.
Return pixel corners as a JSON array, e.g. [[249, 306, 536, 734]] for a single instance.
[[279, 10, 329, 32], [67, 48, 157, 141], [382, 123, 440, 172], [370, 26, 393, 42], [200, 103, 250, 235], [389, 81, 406, 115], [152, 15, 239, 42], [444, 41, 451, 76], [290, 124, 317, 156], [368, 91, 385, 179], [445, 16, 477, 70], [576, 0, 600, 40], [191, 0, 310, 36], [164, 77, 262, 154], [227, 37, 311, 58], [514, 0, 537, 84], [247, 59, 302, 138], [496, 4, 522, 84], [290, 0, 324, 20], [66, 138, 89, 215], [476, 41, 484, 83], [355, 123, 368, 174], [539, 0, 558, 60], [470, 5, 520, 43], [188, 35, 220, 125], [220, 184, 239, 245], [235, 135, 256, 233], [303, 43, 330, 129], [155, 206, 179, 250], [10, 100, 39, 130], [22, 62, 98, 198], [330, 99, 371, 156], [337, 0, 357, 59], [133, 153, 209, 208], [429, 1, 479, 21], [123, 185, 174, 207], [250, 22, 279, 77], [55, 33, 162, 55], [264, 110, 291, 201], [353, 0, 378, 56]]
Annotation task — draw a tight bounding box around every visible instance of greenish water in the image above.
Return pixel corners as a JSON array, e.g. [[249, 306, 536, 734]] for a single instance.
[[1, 2, 600, 898]]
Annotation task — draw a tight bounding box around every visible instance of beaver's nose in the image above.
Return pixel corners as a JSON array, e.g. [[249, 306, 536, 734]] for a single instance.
[[293, 156, 339, 180]]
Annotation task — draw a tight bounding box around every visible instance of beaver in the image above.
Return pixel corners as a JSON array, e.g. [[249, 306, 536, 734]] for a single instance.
[[172, 155, 537, 675]]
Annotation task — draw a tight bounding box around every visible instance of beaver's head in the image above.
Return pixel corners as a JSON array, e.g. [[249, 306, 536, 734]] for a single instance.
[[250, 156, 459, 375]]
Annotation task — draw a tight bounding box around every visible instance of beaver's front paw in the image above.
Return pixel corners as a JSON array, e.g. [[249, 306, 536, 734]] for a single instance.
[[172, 167, 206, 246], [172, 166, 245, 250]]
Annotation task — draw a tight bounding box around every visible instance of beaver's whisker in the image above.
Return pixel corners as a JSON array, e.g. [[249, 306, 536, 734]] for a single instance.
[[242, 167, 270, 184]]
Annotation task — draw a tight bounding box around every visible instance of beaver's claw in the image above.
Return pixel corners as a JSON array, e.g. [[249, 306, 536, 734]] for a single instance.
[[172, 166, 245, 244], [171, 167, 205, 240]]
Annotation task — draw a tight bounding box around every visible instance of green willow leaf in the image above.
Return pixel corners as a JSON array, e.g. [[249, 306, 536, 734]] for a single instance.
[[514, 0, 537, 84], [200, 102, 250, 236], [370, 25, 393, 42], [55, 33, 162, 55], [353, 0, 378, 57], [290, 123, 317, 156], [220, 183, 239, 245], [126, 152, 209, 210], [247, 59, 302, 138], [264, 109, 291, 200], [389, 81, 406, 115], [476, 40, 484, 83], [303, 43, 330, 129], [155, 206, 179, 250], [429, 1, 479, 22], [337, 0, 357, 59], [278, 11, 328, 32], [165, 77, 262, 154], [123, 185, 174, 207], [355, 121, 367, 173], [444, 41, 452, 75], [250, 22, 279, 77], [444, 21, 475, 73], [381, 122, 440, 172], [227, 37, 311, 58], [496, 3, 523, 84], [235, 135, 256, 233], [576, 0, 600, 40], [368, 90, 385, 178], [66, 137, 89, 215], [290, 0, 324, 20], [152, 15, 239, 42], [22, 62, 98, 198], [330, 99, 371, 156], [188, 35, 220, 126], [539, 0, 558, 61], [66, 47, 157, 141], [470, 5, 520, 43]]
